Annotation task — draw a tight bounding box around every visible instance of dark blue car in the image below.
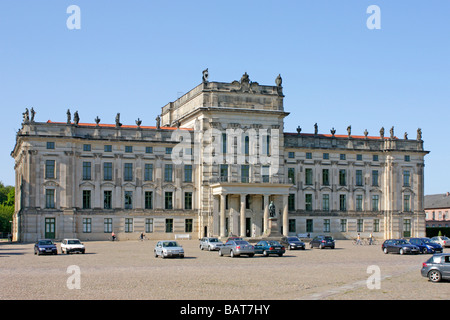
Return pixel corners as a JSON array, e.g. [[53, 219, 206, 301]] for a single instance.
[[254, 240, 285, 257], [381, 239, 420, 255], [409, 238, 443, 254], [34, 239, 58, 255]]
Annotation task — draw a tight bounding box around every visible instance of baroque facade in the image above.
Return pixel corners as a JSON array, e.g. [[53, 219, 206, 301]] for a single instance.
[[11, 71, 429, 242]]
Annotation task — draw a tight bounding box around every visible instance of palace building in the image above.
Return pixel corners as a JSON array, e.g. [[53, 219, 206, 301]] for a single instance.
[[11, 71, 429, 242]]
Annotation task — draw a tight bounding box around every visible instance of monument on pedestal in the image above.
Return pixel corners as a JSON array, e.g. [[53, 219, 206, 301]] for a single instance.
[[265, 201, 282, 239]]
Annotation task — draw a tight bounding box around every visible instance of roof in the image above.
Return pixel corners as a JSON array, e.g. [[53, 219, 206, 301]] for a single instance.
[[424, 193, 450, 210]]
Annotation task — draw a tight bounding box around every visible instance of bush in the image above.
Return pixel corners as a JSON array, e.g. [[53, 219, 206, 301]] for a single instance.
[[0, 204, 14, 233]]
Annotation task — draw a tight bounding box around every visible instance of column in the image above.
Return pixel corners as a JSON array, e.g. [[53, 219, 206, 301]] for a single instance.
[[283, 194, 289, 236], [220, 193, 226, 238], [263, 194, 269, 234], [240, 194, 246, 237]]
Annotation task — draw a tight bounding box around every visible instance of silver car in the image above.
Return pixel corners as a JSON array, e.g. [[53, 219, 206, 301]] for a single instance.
[[218, 240, 254, 258], [421, 253, 450, 282], [199, 237, 224, 251], [154, 241, 185, 258]]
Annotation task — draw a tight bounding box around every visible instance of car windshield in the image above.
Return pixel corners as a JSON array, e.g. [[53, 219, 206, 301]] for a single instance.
[[396, 240, 409, 245], [267, 241, 281, 246], [287, 237, 299, 241], [422, 238, 432, 244], [324, 236, 333, 240], [38, 240, 53, 245], [234, 240, 249, 245], [162, 241, 179, 247], [209, 238, 218, 242], [68, 240, 81, 244]]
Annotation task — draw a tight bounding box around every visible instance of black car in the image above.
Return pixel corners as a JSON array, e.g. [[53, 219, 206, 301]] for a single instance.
[[309, 235, 335, 249], [280, 236, 305, 250], [381, 239, 420, 255], [34, 239, 58, 255]]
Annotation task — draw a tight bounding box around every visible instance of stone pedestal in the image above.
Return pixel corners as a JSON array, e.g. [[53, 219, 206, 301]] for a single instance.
[[264, 217, 282, 239]]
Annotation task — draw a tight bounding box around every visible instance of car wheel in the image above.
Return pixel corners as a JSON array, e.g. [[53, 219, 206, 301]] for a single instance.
[[263, 250, 269, 257], [399, 248, 404, 255], [278, 253, 283, 257], [310, 243, 313, 249], [248, 254, 254, 257], [208, 246, 212, 251], [422, 248, 428, 254], [230, 250, 235, 258], [154, 251, 158, 258], [219, 250, 223, 257], [428, 270, 442, 283], [383, 247, 388, 254], [319, 244, 324, 249]]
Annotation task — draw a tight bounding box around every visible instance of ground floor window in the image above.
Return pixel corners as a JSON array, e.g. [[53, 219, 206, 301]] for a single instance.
[[306, 219, 313, 233], [83, 218, 91, 233], [146, 218, 153, 233], [373, 219, 380, 232], [357, 219, 364, 232], [104, 218, 112, 233], [185, 219, 193, 233], [324, 219, 330, 233], [125, 218, 133, 233], [165, 218, 173, 233], [289, 219, 296, 233], [340, 219, 347, 232]]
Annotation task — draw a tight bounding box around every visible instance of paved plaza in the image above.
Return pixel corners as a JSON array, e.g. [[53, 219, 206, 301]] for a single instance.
[[0, 239, 448, 300]]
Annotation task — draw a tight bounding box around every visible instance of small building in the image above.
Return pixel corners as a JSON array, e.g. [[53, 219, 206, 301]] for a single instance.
[[424, 193, 450, 228]]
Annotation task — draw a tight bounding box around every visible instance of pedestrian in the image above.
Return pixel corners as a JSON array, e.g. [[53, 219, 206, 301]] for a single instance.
[[369, 232, 373, 245], [111, 231, 116, 241], [140, 232, 145, 241], [356, 233, 362, 245]]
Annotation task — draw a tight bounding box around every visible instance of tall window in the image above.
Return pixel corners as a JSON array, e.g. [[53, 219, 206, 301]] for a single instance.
[[164, 164, 173, 182], [339, 194, 346, 211], [104, 191, 112, 209], [185, 192, 193, 210], [324, 219, 331, 233], [241, 165, 250, 183], [144, 164, 153, 181], [322, 169, 329, 186], [124, 191, 133, 209], [355, 170, 363, 186], [356, 195, 363, 211], [124, 163, 133, 181], [372, 170, 379, 187], [403, 170, 411, 187], [357, 219, 364, 232], [340, 219, 347, 232], [374, 219, 380, 232], [305, 168, 313, 185], [288, 194, 295, 211], [322, 194, 330, 211], [372, 195, 379, 211], [222, 133, 227, 154], [82, 162, 91, 180], [305, 194, 313, 211], [288, 168, 295, 184], [45, 160, 55, 179], [104, 162, 113, 181], [145, 218, 153, 233], [404, 194, 411, 212], [144, 191, 153, 209], [82, 190, 91, 209], [339, 169, 346, 186], [185, 219, 193, 233], [125, 218, 133, 233], [244, 136, 250, 155], [220, 164, 228, 182], [306, 219, 313, 233], [45, 189, 55, 208], [83, 218, 91, 233], [184, 165, 193, 182], [104, 218, 113, 233], [262, 165, 270, 183], [165, 192, 173, 209], [165, 218, 173, 233]]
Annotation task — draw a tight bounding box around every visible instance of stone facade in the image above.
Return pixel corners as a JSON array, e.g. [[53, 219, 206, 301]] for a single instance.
[[11, 72, 429, 242]]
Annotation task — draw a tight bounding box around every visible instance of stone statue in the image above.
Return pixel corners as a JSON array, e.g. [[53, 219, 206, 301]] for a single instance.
[[380, 127, 384, 139], [73, 111, 79, 125], [364, 129, 368, 138], [136, 118, 142, 127], [30, 108, 35, 122], [240, 72, 250, 84], [115, 113, 122, 127], [269, 201, 276, 218], [156, 115, 161, 129], [297, 126, 302, 134], [330, 127, 336, 137], [347, 125, 351, 137], [390, 126, 394, 139], [95, 116, 101, 125], [275, 74, 282, 87], [314, 123, 318, 135], [66, 109, 71, 124], [202, 68, 209, 82], [417, 128, 422, 141], [404, 132, 408, 140], [22, 108, 29, 123]]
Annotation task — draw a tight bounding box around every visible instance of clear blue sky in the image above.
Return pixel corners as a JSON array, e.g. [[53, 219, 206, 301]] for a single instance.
[[1, 1, 449, 195]]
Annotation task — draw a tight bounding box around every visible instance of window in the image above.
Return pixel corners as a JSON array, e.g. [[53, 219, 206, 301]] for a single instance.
[[262, 165, 270, 183], [241, 165, 250, 183], [104, 191, 112, 209], [83, 218, 91, 233], [165, 219, 173, 233], [103, 162, 113, 181], [289, 219, 296, 233], [184, 165, 192, 182], [405, 155, 410, 162], [403, 171, 410, 187], [355, 170, 363, 186], [82, 162, 91, 180], [104, 145, 112, 152], [245, 136, 250, 155], [46, 142, 55, 149], [125, 146, 133, 153], [45, 189, 55, 209], [265, 135, 270, 155], [124, 191, 133, 209], [356, 154, 363, 161], [288, 168, 295, 184], [322, 169, 329, 186], [222, 133, 227, 154], [45, 160, 55, 179], [339, 169, 346, 186], [144, 191, 153, 209], [372, 170, 379, 187], [185, 192, 193, 210], [125, 218, 133, 233], [288, 194, 295, 211], [220, 164, 228, 182], [165, 192, 173, 209], [165, 147, 172, 155], [322, 194, 330, 211], [340, 219, 347, 232], [324, 219, 331, 233], [83, 144, 91, 152], [145, 146, 153, 153], [404, 194, 411, 212], [104, 218, 113, 233], [305, 194, 313, 211], [124, 163, 133, 181], [340, 154, 346, 160], [356, 195, 363, 211], [306, 152, 312, 159], [323, 153, 329, 160], [373, 155, 379, 161], [164, 164, 173, 182], [357, 219, 364, 232], [339, 194, 346, 211], [305, 168, 313, 185], [246, 195, 251, 209], [145, 218, 153, 233], [306, 219, 313, 233], [372, 195, 379, 211], [144, 164, 153, 181], [185, 219, 193, 233], [374, 219, 380, 232], [288, 151, 295, 158], [82, 190, 91, 209]]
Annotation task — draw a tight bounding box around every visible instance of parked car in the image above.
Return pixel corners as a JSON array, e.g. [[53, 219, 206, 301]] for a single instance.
[[381, 239, 420, 255], [154, 241, 185, 258], [34, 239, 58, 255], [430, 236, 450, 248], [421, 253, 450, 282], [280, 236, 305, 250], [254, 240, 285, 257], [60, 238, 85, 254], [309, 235, 335, 249], [409, 238, 443, 254], [218, 240, 254, 257], [226, 236, 243, 242], [199, 237, 224, 251]]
